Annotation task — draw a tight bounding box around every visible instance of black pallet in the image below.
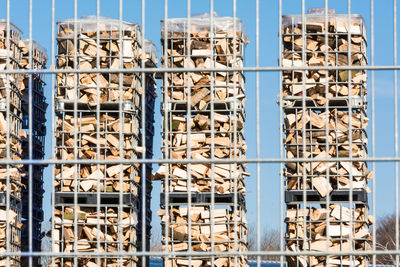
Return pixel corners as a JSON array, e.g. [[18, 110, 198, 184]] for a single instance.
[[160, 192, 245, 206], [280, 96, 365, 109], [285, 190, 367, 204], [0, 193, 21, 209], [163, 100, 245, 115], [22, 206, 43, 221], [55, 99, 138, 112], [54, 192, 138, 206]]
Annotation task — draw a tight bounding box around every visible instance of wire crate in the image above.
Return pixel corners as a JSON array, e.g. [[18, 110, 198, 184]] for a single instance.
[[281, 9, 372, 267], [157, 109, 247, 194], [161, 15, 247, 112], [54, 108, 143, 194], [159, 202, 248, 267], [52, 204, 139, 267], [55, 16, 143, 107], [281, 11, 367, 107], [285, 203, 372, 267], [158, 13, 249, 267], [283, 106, 370, 199]]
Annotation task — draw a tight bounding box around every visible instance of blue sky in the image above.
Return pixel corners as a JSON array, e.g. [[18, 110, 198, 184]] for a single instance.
[[0, 0, 398, 242]]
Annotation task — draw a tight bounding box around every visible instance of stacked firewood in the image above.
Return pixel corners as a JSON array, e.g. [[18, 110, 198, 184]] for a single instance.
[[52, 205, 138, 267], [281, 16, 367, 104], [284, 108, 370, 197], [0, 21, 23, 266], [157, 18, 248, 193], [162, 33, 246, 109], [54, 111, 141, 194], [53, 17, 154, 266], [286, 204, 372, 267], [56, 17, 142, 106], [153, 112, 248, 194], [19, 39, 48, 265], [158, 205, 248, 267], [159, 14, 249, 267], [282, 11, 371, 267]]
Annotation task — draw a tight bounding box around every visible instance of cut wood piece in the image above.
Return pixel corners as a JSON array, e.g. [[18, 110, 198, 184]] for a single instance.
[[206, 137, 230, 147], [214, 113, 229, 123], [190, 88, 210, 107], [330, 205, 352, 221], [308, 240, 330, 251], [285, 113, 296, 127], [328, 224, 352, 237], [106, 134, 120, 148], [312, 176, 332, 197], [0, 113, 7, 131], [214, 258, 228, 267], [173, 167, 187, 179], [310, 112, 326, 129], [176, 259, 202, 267], [82, 135, 106, 146], [80, 179, 96, 192], [340, 161, 362, 176]]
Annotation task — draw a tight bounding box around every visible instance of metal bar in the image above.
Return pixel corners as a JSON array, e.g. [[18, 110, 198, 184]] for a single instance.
[[6, 64, 400, 74], [28, 0, 33, 265], [395, 0, 399, 266], [256, 0, 261, 266], [371, 0, 377, 266]]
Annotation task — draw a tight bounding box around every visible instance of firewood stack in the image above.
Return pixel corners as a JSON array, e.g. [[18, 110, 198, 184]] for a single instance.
[[0, 20, 23, 266], [158, 204, 248, 267], [52, 205, 138, 266], [157, 14, 249, 266], [281, 9, 372, 266], [52, 16, 155, 266], [18, 39, 48, 266], [285, 204, 373, 266]]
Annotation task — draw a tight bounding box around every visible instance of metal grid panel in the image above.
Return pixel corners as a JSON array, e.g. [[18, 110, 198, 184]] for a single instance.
[[0, 1, 397, 267]]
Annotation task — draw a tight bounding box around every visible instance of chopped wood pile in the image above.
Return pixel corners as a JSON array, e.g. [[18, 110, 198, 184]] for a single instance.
[[282, 11, 372, 267], [286, 204, 372, 266], [0, 21, 23, 266], [56, 18, 143, 106], [52, 206, 138, 267], [159, 14, 249, 267], [153, 112, 249, 194], [19, 39, 47, 264], [53, 17, 155, 266], [284, 108, 370, 196], [281, 17, 367, 105], [158, 205, 248, 267], [54, 111, 141, 194]]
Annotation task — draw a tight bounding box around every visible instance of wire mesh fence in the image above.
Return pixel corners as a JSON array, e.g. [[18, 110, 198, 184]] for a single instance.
[[0, 0, 399, 266]]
